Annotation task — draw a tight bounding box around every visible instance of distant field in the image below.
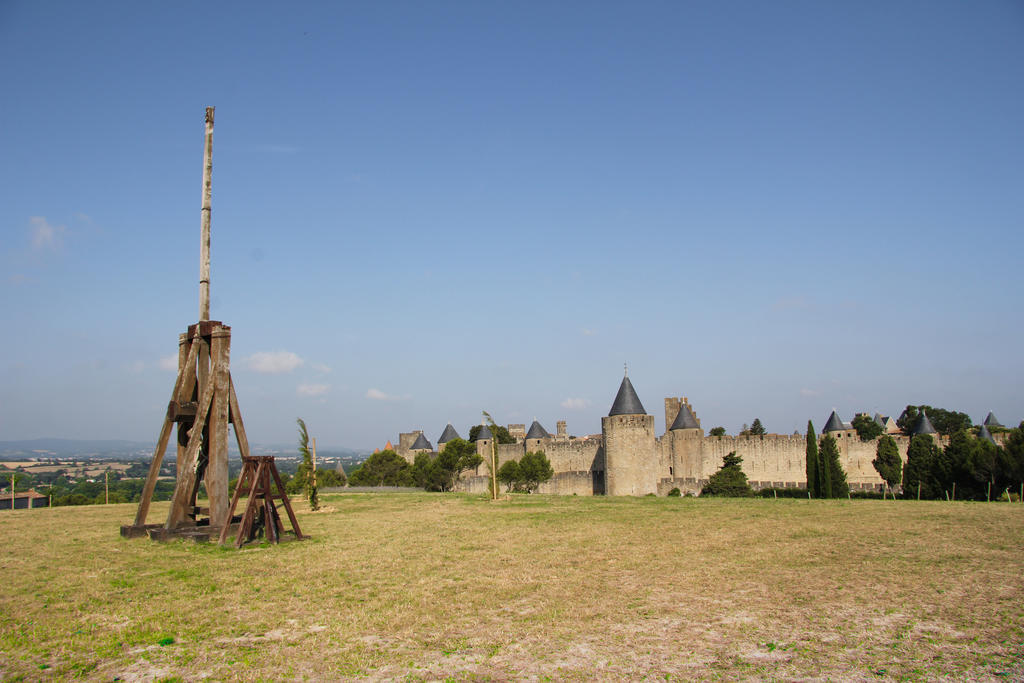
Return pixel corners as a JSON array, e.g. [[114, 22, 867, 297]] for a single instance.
[[1, 494, 1022, 680], [1, 461, 133, 475]]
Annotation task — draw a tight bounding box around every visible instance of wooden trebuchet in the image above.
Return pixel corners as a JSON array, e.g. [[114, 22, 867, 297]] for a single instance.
[[121, 321, 247, 540], [122, 107, 298, 547]]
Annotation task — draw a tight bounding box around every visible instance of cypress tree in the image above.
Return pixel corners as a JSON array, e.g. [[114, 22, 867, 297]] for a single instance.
[[806, 420, 818, 497], [903, 434, 939, 499], [821, 434, 849, 498], [818, 436, 832, 498], [872, 435, 902, 495]]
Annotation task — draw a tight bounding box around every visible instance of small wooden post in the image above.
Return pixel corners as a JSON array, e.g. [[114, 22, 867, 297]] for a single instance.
[[105, 470, 109, 504], [10, 474, 14, 509], [917, 481, 921, 501], [311, 438, 317, 491], [987, 481, 991, 502], [952, 482, 956, 502]]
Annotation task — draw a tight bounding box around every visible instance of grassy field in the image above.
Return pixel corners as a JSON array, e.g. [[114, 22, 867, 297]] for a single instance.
[[1, 494, 1022, 681]]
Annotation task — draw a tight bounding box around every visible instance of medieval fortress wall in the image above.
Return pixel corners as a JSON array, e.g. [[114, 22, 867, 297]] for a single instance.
[[392, 375, 996, 496]]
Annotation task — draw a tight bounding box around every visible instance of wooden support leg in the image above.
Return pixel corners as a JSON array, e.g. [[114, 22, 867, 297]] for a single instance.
[[166, 366, 216, 529], [270, 462, 304, 540], [206, 325, 231, 528], [235, 459, 267, 548], [129, 337, 198, 529]]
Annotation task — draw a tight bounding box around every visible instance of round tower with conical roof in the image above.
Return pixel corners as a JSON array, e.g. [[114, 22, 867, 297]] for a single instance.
[[667, 399, 704, 481], [601, 369, 657, 496], [472, 423, 493, 475], [524, 419, 550, 454]]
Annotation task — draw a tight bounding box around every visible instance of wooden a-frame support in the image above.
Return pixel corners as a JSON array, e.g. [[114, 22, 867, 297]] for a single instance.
[[219, 455, 303, 548]]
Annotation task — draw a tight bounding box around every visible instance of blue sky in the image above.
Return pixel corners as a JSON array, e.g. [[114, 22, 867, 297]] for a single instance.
[[1, 1, 1022, 449]]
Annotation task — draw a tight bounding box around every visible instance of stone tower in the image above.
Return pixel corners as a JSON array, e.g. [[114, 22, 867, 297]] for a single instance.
[[668, 400, 704, 480], [601, 371, 657, 495], [524, 419, 550, 454]]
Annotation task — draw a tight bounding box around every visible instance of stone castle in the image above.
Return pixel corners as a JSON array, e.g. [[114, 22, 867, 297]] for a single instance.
[[389, 373, 1007, 496]]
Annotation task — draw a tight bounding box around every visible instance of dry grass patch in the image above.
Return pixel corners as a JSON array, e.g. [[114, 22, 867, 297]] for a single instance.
[[1, 494, 1022, 680]]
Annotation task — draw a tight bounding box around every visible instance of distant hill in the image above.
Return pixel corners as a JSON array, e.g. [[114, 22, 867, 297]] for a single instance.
[[0, 439, 153, 459], [0, 438, 370, 461]]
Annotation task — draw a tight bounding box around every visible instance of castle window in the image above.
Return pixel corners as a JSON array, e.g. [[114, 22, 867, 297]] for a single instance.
[[669, 466, 674, 476]]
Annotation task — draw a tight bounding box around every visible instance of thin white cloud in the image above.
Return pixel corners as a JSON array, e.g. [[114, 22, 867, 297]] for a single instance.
[[29, 216, 66, 250], [366, 388, 409, 401], [297, 383, 330, 397], [800, 388, 820, 397], [311, 363, 332, 374], [126, 360, 145, 374], [581, 328, 597, 336], [73, 212, 93, 224], [159, 354, 179, 371], [561, 397, 591, 410], [245, 351, 304, 374]]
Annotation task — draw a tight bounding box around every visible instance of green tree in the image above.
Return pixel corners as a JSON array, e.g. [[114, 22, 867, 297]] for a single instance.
[[347, 450, 414, 487], [902, 434, 941, 499], [468, 424, 516, 444], [518, 451, 554, 493], [897, 405, 971, 436], [497, 459, 521, 492], [315, 468, 346, 488], [872, 435, 902, 495], [749, 419, 766, 436], [819, 434, 848, 498], [852, 413, 884, 442], [409, 437, 484, 492], [295, 418, 318, 510], [806, 420, 819, 498], [998, 422, 1024, 493], [700, 452, 753, 497], [411, 453, 446, 491], [708, 426, 726, 437]]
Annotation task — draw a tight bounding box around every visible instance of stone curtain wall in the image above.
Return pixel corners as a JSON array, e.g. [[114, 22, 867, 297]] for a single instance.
[[700, 434, 808, 486]]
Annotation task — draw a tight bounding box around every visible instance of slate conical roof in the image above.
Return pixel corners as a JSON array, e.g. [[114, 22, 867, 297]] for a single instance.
[[474, 424, 492, 441], [978, 424, 997, 445], [670, 404, 700, 430], [984, 412, 1003, 428], [823, 410, 845, 432], [609, 375, 646, 416], [525, 420, 550, 439], [437, 423, 460, 444], [410, 433, 432, 450], [873, 413, 886, 428], [911, 410, 937, 436]]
